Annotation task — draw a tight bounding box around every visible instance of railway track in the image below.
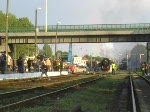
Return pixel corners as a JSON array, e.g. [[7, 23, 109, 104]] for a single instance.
[[0, 75, 100, 112], [130, 74, 150, 112], [2, 72, 143, 112]]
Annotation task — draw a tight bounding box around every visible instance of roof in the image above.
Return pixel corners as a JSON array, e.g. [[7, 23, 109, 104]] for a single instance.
[[82, 57, 88, 61]]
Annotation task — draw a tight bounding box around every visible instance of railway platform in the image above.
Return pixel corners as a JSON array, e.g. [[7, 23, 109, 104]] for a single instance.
[[0, 71, 69, 80]]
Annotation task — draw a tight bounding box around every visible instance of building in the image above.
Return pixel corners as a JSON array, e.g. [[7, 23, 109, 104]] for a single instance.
[[73, 57, 88, 66]]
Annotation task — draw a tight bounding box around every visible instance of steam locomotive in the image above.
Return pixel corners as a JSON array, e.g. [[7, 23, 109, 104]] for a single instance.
[[100, 58, 111, 72]]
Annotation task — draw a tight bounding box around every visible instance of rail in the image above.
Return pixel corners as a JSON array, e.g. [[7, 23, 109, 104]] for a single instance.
[[0, 23, 150, 32], [0, 77, 99, 112], [130, 75, 137, 112]]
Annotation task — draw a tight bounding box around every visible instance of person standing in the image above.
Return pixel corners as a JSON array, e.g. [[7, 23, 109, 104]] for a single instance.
[[40, 59, 51, 80], [23, 59, 28, 72], [112, 62, 116, 75], [0, 53, 6, 74], [141, 63, 145, 76], [27, 58, 32, 72], [145, 62, 148, 76], [71, 64, 76, 74], [141, 62, 148, 76], [17, 55, 24, 73], [7, 55, 12, 71], [45, 58, 51, 72], [142, 62, 148, 76]]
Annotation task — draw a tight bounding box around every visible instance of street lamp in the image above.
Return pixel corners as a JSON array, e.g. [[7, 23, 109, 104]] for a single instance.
[[126, 54, 131, 71], [45, 0, 48, 32], [90, 55, 92, 69], [35, 7, 42, 57], [55, 22, 61, 59], [118, 53, 122, 70]]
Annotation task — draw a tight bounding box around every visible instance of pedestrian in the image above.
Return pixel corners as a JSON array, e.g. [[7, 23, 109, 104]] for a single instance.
[[40, 59, 51, 80], [71, 64, 76, 74], [0, 53, 4, 73], [141, 62, 148, 76], [141, 63, 145, 76], [36, 59, 42, 72], [56, 59, 60, 71], [24, 59, 28, 72], [17, 54, 24, 73], [143, 62, 148, 76], [112, 62, 116, 75], [27, 58, 31, 72], [145, 63, 148, 76], [0, 52, 6, 74], [7, 55, 12, 71], [45, 58, 51, 72]]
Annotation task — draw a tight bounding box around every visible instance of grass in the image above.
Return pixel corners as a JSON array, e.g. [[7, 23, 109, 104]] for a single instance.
[[12, 75, 128, 112]]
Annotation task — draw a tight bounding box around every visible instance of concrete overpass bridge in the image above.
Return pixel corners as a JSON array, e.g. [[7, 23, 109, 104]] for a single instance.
[[0, 23, 150, 45]]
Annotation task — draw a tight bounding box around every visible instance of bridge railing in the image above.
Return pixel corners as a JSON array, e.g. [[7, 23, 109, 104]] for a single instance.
[[0, 23, 150, 32], [46, 23, 150, 32]]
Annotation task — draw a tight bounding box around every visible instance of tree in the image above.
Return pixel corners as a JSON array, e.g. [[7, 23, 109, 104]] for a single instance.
[[84, 54, 103, 62], [0, 11, 6, 27], [0, 10, 35, 58], [38, 44, 53, 58], [18, 18, 33, 26], [0, 11, 33, 30], [15, 44, 36, 58], [57, 50, 68, 61]]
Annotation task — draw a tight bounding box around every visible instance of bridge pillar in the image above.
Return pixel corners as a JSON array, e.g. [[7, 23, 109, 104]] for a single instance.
[[147, 42, 150, 76], [0, 37, 2, 45]]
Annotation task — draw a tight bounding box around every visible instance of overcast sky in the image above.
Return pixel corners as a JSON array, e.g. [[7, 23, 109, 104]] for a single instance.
[[0, 0, 148, 59], [1, 0, 150, 25]]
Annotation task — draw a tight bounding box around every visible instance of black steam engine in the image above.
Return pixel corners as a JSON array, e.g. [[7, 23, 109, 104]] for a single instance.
[[99, 58, 111, 72]]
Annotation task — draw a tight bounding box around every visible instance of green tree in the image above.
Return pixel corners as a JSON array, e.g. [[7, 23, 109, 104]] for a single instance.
[[38, 44, 53, 58], [0, 11, 6, 27], [8, 13, 19, 26], [57, 50, 68, 61], [18, 18, 33, 26], [84, 54, 103, 62], [15, 44, 36, 58], [0, 10, 35, 57], [0, 11, 33, 29]]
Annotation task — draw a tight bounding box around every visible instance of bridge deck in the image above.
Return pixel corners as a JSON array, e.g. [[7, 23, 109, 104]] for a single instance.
[[0, 23, 150, 44]]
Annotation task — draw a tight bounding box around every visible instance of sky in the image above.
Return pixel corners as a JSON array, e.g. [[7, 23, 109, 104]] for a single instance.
[[0, 0, 149, 59]]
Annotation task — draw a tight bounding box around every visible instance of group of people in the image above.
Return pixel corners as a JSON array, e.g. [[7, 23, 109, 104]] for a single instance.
[[16, 55, 53, 73], [111, 61, 149, 76], [0, 52, 76, 79], [17, 55, 35, 73]]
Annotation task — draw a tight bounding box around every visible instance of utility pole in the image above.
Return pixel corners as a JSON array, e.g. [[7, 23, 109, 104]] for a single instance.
[[45, 0, 48, 32], [35, 8, 42, 57], [5, 0, 9, 73]]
